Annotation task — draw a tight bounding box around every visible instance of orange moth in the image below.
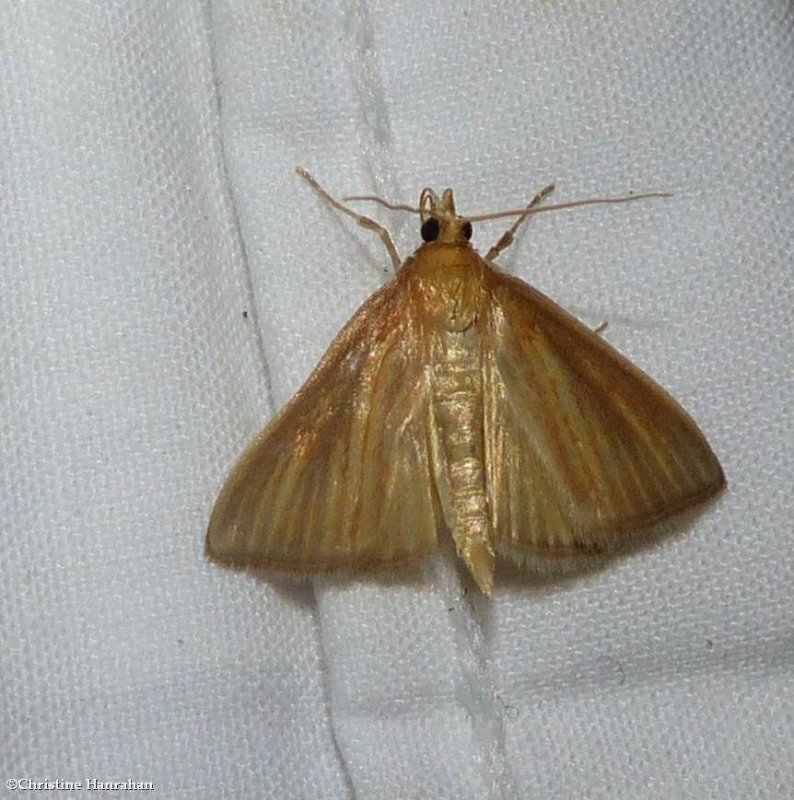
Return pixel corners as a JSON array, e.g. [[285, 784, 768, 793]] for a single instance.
[[207, 168, 725, 595]]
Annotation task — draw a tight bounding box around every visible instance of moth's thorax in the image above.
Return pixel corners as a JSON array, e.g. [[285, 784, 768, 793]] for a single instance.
[[402, 244, 484, 333]]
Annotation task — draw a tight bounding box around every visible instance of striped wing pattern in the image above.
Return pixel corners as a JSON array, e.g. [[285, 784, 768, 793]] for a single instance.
[[481, 268, 725, 562], [207, 281, 439, 573]]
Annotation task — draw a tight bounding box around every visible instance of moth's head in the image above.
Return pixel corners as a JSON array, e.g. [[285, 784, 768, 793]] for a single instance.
[[419, 188, 473, 246]]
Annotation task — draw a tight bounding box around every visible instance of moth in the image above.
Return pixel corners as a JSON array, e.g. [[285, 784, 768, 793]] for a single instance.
[[207, 168, 725, 595]]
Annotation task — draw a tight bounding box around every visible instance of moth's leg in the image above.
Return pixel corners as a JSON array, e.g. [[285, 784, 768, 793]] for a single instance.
[[296, 167, 401, 271], [593, 321, 608, 335], [485, 184, 555, 261]]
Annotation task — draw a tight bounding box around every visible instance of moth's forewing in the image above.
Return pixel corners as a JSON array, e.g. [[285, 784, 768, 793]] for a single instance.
[[207, 279, 439, 573], [480, 264, 724, 564]]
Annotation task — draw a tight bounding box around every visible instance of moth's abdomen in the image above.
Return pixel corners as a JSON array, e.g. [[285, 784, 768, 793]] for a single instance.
[[431, 328, 495, 594]]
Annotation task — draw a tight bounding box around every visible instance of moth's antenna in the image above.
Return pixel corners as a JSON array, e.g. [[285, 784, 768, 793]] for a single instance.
[[469, 192, 672, 222], [343, 194, 422, 214], [343, 190, 672, 222]]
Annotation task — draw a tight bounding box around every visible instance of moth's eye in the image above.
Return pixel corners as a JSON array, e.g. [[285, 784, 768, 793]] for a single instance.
[[462, 221, 473, 240], [421, 218, 440, 242]]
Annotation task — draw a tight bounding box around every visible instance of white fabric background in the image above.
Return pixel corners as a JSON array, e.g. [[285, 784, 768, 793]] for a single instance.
[[1, 1, 791, 798]]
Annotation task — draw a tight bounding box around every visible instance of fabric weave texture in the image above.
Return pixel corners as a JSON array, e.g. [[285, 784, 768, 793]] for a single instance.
[[1, 2, 791, 798]]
